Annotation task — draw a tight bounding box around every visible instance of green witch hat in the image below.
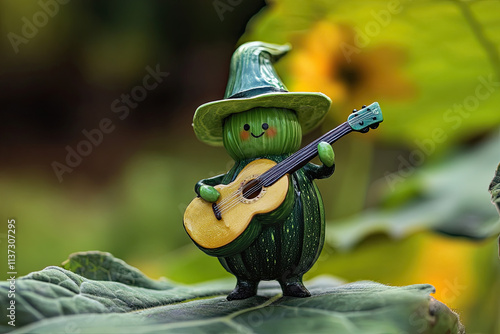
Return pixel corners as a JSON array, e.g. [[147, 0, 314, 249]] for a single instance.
[[193, 41, 332, 146]]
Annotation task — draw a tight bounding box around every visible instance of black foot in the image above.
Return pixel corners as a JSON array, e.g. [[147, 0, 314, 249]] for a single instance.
[[280, 279, 311, 298], [227, 279, 258, 301]]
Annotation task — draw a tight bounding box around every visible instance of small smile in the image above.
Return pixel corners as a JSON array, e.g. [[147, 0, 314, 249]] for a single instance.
[[251, 132, 265, 138]]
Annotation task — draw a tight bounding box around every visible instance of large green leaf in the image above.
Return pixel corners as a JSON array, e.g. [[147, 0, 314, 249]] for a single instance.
[[0, 252, 463, 334]]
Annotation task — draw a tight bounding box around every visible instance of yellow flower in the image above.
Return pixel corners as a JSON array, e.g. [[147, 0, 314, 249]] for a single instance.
[[288, 20, 414, 123]]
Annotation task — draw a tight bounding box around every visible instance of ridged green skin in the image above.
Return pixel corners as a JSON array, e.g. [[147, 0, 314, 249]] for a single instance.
[[223, 107, 302, 160], [217, 155, 330, 281], [195, 108, 334, 284]]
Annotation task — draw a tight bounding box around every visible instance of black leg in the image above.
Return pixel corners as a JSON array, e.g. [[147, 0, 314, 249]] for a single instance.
[[279, 276, 311, 298], [227, 279, 259, 300]]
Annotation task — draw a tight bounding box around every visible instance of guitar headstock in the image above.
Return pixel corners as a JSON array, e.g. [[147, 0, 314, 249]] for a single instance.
[[347, 102, 383, 133]]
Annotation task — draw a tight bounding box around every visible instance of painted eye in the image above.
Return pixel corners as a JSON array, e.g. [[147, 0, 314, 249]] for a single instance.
[[262, 123, 269, 130], [243, 124, 250, 131]]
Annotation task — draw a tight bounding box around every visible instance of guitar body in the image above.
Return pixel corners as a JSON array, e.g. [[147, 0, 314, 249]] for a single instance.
[[184, 159, 290, 257]]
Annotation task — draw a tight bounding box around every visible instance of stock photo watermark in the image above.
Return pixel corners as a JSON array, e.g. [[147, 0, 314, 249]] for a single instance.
[[213, 0, 244, 22], [6, 219, 16, 327], [384, 74, 500, 191], [51, 64, 169, 182], [7, 0, 70, 54], [340, 0, 409, 63]]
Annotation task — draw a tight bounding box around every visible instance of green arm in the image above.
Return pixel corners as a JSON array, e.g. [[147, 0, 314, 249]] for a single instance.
[[303, 162, 335, 180], [195, 174, 225, 202]]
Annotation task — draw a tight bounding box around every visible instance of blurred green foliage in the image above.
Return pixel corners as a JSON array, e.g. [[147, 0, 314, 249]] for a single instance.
[[1, 0, 499, 333]]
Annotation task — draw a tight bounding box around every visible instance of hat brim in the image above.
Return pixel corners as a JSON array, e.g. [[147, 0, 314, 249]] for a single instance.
[[193, 92, 332, 146]]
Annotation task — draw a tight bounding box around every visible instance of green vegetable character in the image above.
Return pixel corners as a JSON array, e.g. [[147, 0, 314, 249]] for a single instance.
[[185, 42, 336, 300]]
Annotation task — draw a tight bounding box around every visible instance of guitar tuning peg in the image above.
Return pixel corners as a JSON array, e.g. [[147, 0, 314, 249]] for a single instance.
[[370, 124, 379, 129], [362, 105, 367, 109], [352, 108, 357, 113], [360, 127, 369, 133]]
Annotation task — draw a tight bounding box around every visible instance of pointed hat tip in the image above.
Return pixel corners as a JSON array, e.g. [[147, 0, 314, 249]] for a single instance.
[[235, 41, 291, 60]]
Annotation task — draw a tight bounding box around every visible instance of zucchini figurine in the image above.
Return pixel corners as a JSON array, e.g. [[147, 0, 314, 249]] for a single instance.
[[184, 42, 381, 300]]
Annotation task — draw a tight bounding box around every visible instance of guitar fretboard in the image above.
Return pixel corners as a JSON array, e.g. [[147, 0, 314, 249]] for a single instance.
[[259, 122, 352, 187]]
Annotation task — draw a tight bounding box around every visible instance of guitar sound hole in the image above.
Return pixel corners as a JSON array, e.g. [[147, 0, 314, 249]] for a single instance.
[[242, 179, 262, 199]]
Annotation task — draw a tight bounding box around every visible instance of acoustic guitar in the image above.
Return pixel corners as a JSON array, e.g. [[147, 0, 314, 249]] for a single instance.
[[184, 102, 383, 257]]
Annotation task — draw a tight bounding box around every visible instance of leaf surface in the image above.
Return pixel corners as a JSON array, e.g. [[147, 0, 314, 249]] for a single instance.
[[0, 252, 463, 334]]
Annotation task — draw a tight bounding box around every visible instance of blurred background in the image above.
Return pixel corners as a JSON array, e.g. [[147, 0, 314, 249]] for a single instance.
[[0, 0, 499, 332]]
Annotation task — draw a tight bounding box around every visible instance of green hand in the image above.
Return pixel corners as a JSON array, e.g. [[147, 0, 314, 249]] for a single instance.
[[200, 185, 220, 203], [317, 142, 335, 167]]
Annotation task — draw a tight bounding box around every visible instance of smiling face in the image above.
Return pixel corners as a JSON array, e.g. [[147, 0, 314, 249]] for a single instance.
[[222, 107, 302, 160]]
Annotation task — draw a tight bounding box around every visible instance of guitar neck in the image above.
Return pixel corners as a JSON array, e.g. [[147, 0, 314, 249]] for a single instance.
[[260, 122, 352, 187]]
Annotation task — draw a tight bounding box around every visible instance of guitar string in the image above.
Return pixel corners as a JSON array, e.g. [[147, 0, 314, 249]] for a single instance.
[[260, 124, 351, 185], [216, 114, 376, 215], [219, 107, 377, 207], [244, 110, 377, 195], [261, 123, 352, 185], [216, 126, 352, 214], [215, 124, 350, 211], [216, 125, 352, 214], [244, 117, 364, 189], [215, 112, 378, 214], [216, 116, 373, 215], [216, 117, 370, 215]]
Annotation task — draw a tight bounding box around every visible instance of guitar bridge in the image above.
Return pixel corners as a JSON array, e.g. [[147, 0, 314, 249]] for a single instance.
[[212, 203, 222, 220]]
